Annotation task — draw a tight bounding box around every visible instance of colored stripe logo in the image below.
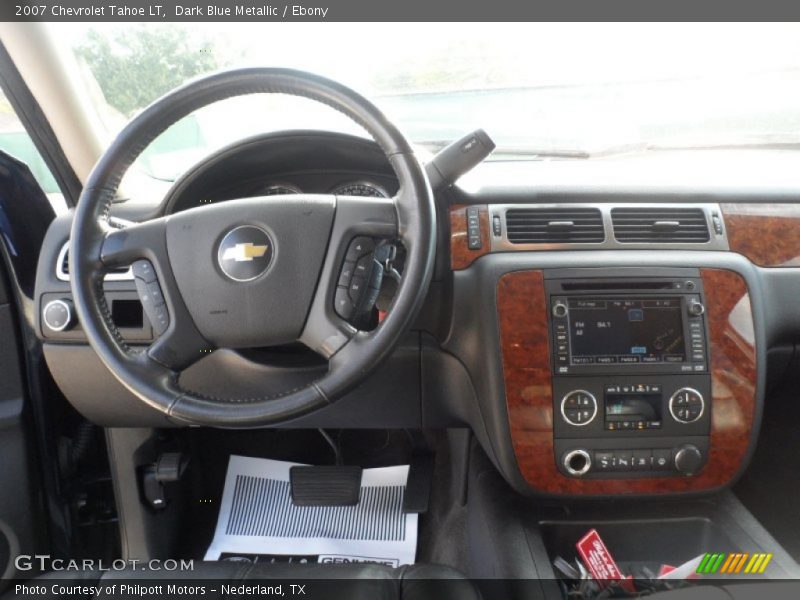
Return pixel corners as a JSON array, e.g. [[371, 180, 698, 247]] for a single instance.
[[697, 552, 773, 574]]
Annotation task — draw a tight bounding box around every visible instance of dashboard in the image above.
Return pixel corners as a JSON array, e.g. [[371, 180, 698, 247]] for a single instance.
[[31, 130, 800, 498]]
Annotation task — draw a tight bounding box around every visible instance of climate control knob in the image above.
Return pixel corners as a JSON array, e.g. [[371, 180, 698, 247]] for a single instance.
[[669, 388, 704, 423], [43, 298, 75, 332], [674, 444, 703, 476], [561, 390, 597, 426]]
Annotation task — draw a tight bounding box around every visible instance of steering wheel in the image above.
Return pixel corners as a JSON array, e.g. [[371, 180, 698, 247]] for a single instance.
[[70, 68, 435, 427]]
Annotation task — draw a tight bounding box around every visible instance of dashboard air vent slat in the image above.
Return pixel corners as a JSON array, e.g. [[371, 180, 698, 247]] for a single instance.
[[505, 208, 604, 244], [611, 208, 710, 243], [61, 250, 128, 276]]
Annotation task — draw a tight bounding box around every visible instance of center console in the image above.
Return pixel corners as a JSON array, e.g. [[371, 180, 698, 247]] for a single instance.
[[497, 266, 757, 496], [546, 275, 712, 479]]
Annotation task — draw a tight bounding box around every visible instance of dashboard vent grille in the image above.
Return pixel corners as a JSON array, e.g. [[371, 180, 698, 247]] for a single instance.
[[611, 207, 710, 243], [61, 251, 129, 275], [505, 207, 604, 244]]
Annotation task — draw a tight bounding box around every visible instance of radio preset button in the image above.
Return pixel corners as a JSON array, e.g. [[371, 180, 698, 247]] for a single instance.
[[561, 390, 597, 426], [619, 356, 640, 363]]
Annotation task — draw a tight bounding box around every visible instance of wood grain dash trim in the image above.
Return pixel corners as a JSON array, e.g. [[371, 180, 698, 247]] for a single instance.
[[722, 203, 800, 267]]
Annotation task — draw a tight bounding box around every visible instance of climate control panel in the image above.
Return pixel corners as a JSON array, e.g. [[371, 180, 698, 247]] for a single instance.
[[552, 376, 711, 479]]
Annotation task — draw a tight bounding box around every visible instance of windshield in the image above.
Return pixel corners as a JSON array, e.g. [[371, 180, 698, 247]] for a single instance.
[[50, 22, 800, 181]]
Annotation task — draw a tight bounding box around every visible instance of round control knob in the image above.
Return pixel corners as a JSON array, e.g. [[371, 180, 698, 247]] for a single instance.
[[674, 444, 703, 476], [669, 387, 705, 423], [43, 299, 75, 332], [688, 300, 705, 316], [552, 302, 568, 318], [561, 390, 597, 426], [563, 449, 592, 477]]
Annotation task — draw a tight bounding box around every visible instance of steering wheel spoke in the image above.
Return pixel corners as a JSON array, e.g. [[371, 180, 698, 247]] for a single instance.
[[148, 317, 213, 372], [100, 216, 212, 372], [100, 216, 170, 269], [299, 196, 398, 358]]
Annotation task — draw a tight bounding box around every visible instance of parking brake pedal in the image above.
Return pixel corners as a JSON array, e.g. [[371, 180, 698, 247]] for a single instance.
[[290, 466, 363, 506]]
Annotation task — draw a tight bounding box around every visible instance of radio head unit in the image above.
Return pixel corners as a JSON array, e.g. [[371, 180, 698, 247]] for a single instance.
[[547, 277, 708, 376]]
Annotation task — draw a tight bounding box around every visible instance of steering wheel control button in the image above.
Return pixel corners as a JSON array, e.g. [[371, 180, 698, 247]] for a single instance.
[[43, 299, 75, 332], [134, 275, 170, 336], [355, 255, 373, 277], [334, 287, 355, 320], [349, 276, 366, 301], [150, 305, 170, 335], [338, 261, 356, 287], [335, 237, 387, 324], [669, 387, 705, 423], [216, 225, 273, 282], [561, 390, 597, 426], [132, 259, 157, 283], [345, 237, 374, 261], [147, 282, 165, 306]]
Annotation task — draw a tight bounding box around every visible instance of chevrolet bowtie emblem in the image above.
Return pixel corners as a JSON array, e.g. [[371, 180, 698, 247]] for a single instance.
[[221, 242, 269, 262], [217, 226, 274, 282]]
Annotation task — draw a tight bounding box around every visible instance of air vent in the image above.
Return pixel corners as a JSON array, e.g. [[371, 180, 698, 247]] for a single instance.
[[56, 242, 133, 281], [505, 207, 605, 244], [611, 207, 710, 243]]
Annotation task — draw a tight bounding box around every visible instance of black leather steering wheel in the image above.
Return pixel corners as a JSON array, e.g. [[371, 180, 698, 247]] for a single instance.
[[70, 68, 435, 427]]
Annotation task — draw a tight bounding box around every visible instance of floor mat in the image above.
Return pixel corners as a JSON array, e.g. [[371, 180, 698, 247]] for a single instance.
[[205, 455, 418, 566]]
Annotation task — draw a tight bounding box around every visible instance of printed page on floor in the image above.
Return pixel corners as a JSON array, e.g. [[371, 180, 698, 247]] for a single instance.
[[205, 456, 418, 567]]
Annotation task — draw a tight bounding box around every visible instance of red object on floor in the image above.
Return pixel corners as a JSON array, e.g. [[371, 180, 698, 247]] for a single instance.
[[576, 529, 635, 592]]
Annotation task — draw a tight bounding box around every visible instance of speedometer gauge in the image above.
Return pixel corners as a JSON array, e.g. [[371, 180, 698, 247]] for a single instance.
[[331, 181, 389, 198], [263, 184, 302, 195]]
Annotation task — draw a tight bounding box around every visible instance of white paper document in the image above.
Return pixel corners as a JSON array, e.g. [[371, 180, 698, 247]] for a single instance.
[[205, 455, 418, 567]]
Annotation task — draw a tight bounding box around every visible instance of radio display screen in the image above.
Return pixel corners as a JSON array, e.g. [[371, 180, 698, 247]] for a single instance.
[[567, 297, 685, 365]]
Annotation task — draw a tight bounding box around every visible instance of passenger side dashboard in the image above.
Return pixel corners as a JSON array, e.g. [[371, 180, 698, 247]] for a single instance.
[[446, 196, 800, 497]]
